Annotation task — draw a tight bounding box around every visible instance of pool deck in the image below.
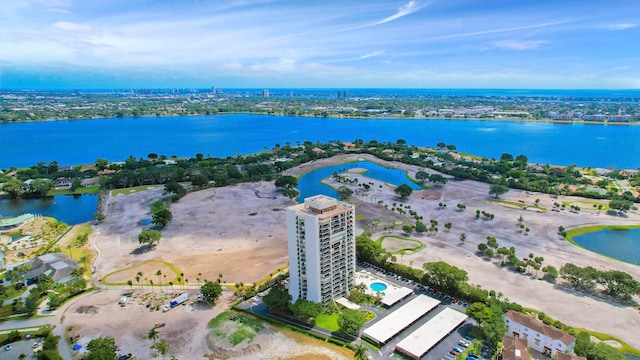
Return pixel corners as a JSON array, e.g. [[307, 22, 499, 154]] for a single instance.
[[356, 270, 413, 307]]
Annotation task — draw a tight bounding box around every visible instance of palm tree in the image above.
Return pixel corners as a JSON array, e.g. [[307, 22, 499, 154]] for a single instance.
[[354, 343, 368, 360], [163, 274, 167, 292], [135, 276, 141, 291], [147, 327, 159, 347], [155, 340, 169, 359], [149, 279, 154, 291], [217, 273, 223, 284], [127, 280, 133, 291], [144, 277, 148, 292], [156, 270, 163, 292], [79, 255, 90, 272]]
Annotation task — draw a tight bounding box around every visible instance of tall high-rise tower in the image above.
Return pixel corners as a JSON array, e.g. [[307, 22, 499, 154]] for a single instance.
[[287, 195, 356, 304]]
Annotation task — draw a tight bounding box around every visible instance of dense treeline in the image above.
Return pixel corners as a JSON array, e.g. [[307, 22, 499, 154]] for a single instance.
[[2, 139, 638, 207], [560, 263, 640, 301]]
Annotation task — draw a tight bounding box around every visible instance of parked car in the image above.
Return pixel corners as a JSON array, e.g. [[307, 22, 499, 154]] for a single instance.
[[452, 298, 459, 303], [4, 345, 12, 351], [453, 346, 464, 353], [458, 339, 471, 347], [450, 349, 460, 355]]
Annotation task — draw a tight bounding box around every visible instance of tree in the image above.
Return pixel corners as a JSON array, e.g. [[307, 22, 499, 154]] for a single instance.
[[262, 284, 292, 313], [201, 280, 223, 304], [282, 188, 299, 202], [70, 178, 82, 191], [147, 327, 159, 346], [155, 340, 169, 358], [460, 233, 467, 242], [152, 208, 173, 228], [394, 184, 413, 199], [422, 261, 468, 295], [290, 299, 323, 319], [542, 265, 558, 282], [354, 343, 368, 360], [414, 220, 427, 234], [609, 199, 632, 214], [599, 270, 640, 300], [337, 186, 353, 200], [274, 175, 298, 189], [338, 308, 365, 335], [85, 337, 118, 360], [416, 171, 429, 183], [36, 351, 64, 360], [163, 182, 186, 197], [428, 174, 448, 185], [138, 229, 162, 247], [489, 184, 508, 198], [94, 213, 105, 223]]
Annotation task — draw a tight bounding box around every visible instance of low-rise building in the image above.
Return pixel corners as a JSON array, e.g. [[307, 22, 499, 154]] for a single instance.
[[503, 310, 576, 357], [23, 253, 79, 284], [500, 335, 530, 360]]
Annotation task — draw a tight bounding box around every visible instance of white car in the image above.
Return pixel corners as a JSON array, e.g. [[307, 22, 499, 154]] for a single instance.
[[4, 345, 12, 351], [458, 339, 471, 348]]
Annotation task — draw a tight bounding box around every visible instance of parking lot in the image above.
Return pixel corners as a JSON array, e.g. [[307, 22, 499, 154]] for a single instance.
[[358, 262, 486, 360]]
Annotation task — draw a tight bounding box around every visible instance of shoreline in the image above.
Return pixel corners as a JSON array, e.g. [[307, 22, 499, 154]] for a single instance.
[[1, 111, 638, 126]]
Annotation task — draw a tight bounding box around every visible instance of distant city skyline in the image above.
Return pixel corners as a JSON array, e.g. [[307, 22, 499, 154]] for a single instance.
[[1, 0, 639, 89]]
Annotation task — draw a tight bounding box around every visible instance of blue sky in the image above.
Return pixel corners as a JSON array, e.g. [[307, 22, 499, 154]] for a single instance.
[[1, 0, 639, 89]]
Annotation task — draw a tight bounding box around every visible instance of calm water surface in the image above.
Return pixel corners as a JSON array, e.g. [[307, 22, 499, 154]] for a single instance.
[[1, 115, 639, 169], [0, 195, 98, 225], [572, 229, 640, 265], [297, 161, 420, 201]]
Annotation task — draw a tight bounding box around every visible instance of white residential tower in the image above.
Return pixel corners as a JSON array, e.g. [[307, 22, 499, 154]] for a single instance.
[[287, 195, 356, 304]]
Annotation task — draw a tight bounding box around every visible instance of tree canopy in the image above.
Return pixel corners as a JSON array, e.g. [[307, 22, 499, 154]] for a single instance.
[[275, 175, 298, 189], [394, 183, 413, 199], [152, 208, 173, 228], [422, 261, 468, 295], [489, 184, 509, 198], [338, 308, 365, 335], [85, 337, 118, 360], [138, 229, 162, 247], [201, 280, 223, 304], [263, 284, 292, 313]]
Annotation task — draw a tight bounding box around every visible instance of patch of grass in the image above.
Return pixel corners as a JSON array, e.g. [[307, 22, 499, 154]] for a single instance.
[[362, 338, 381, 351], [111, 185, 158, 196], [355, 214, 367, 221], [208, 311, 234, 328], [101, 259, 182, 285], [314, 313, 340, 332], [361, 310, 376, 322], [574, 328, 640, 357], [489, 199, 547, 212], [48, 186, 100, 196], [379, 235, 426, 254]]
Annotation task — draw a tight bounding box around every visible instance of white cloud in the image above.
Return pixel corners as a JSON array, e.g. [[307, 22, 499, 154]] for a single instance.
[[494, 40, 549, 50], [53, 21, 91, 31], [601, 23, 637, 31], [358, 50, 384, 60], [375, 0, 424, 25]]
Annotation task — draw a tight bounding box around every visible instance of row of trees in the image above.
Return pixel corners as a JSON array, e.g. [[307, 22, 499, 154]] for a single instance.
[[560, 263, 640, 301], [263, 284, 366, 336]]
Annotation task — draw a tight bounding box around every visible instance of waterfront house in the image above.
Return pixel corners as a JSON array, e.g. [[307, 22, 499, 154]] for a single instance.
[[503, 310, 576, 357]]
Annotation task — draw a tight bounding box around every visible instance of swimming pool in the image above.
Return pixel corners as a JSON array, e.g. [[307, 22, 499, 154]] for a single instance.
[[370, 282, 388, 292]]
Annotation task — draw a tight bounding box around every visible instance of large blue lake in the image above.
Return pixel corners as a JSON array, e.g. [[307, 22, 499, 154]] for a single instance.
[[572, 228, 640, 266], [1, 114, 639, 169], [0, 195, 98, 225], [297, 161, 421, 200]]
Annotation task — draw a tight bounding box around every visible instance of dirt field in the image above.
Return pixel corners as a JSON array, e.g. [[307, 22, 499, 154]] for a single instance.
[[86, 153, 640, 354]]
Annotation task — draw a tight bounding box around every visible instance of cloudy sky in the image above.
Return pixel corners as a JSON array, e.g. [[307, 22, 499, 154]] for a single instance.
[[1, 0, 639, 89]]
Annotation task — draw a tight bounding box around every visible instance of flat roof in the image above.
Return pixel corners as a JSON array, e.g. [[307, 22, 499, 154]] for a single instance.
[[0, 213, 34, 227], [363, 295, 440, 345], [395, 307, 468, 359], [381, 286, 414, 307]]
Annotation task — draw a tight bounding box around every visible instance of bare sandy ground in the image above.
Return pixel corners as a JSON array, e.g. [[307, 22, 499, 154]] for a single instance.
[[93, 181, 290, 285], [87, 153, 640, 353]]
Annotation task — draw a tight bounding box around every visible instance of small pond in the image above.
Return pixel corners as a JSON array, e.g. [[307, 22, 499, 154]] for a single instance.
[[297, 161, 420, 201], [572, 228, 640, 265], [0, 195, 99, 225]]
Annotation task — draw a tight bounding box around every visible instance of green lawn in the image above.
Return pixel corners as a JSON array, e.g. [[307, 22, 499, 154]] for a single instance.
[[379, 235, 426, 254], [489, 199, 547, 212], [314, 313, 340, 332], [111, 185, 159, 196], [48, 186, 100, 196], [208, 311, 264, 346]]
